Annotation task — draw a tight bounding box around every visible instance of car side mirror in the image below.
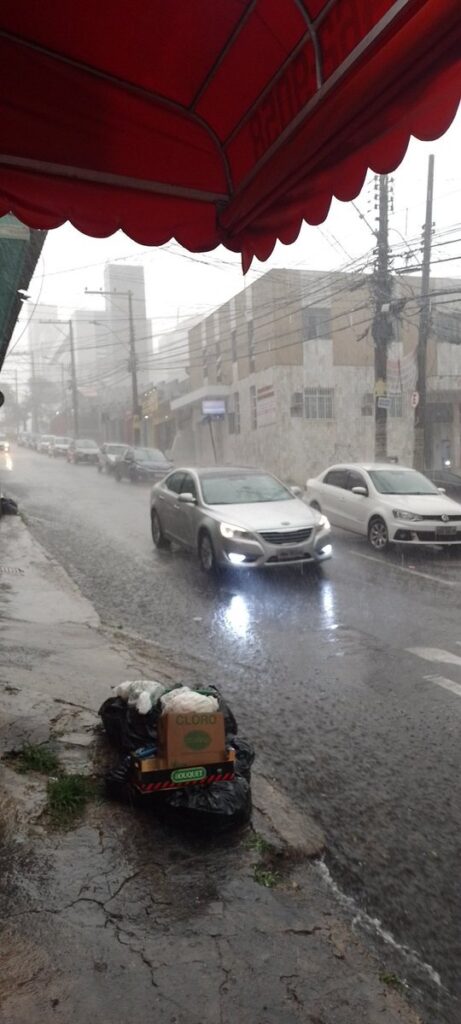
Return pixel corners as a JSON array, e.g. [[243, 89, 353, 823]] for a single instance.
[[178, 492, 196, 504], [437, 487, 446, 494], [290, 485, 303, 497], [352, 486, 368, 496]]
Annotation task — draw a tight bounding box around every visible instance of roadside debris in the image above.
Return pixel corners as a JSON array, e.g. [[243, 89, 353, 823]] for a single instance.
[[100, 680, 253, 828]]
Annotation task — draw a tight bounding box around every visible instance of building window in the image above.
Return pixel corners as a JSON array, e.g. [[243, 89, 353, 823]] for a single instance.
[[435, 310, 461, 345], [248, 321, 255, 373], [304, 387, 334, 419], [202, 341, 208, 382], [302, 306, 331, 341], [290, 392, 304, 417], [389, 394, 402, 417], [231, 329, 237, 363], [228, 392, 240, 435], [361, 392, 374, 416], [250, 385, 257, 430]]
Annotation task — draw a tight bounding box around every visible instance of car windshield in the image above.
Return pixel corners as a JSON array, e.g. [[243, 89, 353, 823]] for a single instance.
[[78, 440, 98, 449], [369, 469, 439, 495], [106, 444, 125, 454], [200, 472, 292, 505], [135, 448, 168, 462], [54, 437, 70, 444]]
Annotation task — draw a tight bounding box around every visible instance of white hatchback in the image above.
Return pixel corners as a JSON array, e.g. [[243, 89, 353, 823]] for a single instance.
[[306, 463, 461, 551]]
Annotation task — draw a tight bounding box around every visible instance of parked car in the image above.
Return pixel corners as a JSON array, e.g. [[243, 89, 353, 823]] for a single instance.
[[114, 446, 173, 484], [306, 462, 461, 551], [0, 433, 9, 452], [428, 468, 461, 503], [26, 433, 38, 449], [150, 466, 332, 573], [98, 442, 129, 474], [37, 434, 55, 454], [49, 436, 72, 458], [67, 438, 100, 465]]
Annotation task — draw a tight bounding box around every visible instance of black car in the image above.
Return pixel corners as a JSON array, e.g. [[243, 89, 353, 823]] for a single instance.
[[98, 442, 129, 474], [114, 446, 172, 484], [428, 468, 461, 502], [67, 438, 100, 465]]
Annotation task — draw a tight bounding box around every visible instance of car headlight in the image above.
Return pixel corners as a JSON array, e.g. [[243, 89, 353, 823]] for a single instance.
[[317, 514, 330, 529], [392, 509, 424, 522], [220, 522, 249, 540]]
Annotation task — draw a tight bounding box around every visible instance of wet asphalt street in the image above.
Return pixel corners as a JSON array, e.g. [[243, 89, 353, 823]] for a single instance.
[[3, 447, 461, 1022]]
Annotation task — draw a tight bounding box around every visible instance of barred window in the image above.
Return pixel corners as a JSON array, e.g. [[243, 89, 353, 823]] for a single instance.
[[361, 392, 374, 416], [304, 387, 334, 419], [290, 392, 304, 418], [389, 394, 402, 417], [302, 306, 331, 341], [250, 385, 257, 430], [228, 392, 240, 435]]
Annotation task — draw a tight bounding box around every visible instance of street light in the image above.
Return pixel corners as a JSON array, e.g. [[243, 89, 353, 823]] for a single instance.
[[40, 319, 79, 438]]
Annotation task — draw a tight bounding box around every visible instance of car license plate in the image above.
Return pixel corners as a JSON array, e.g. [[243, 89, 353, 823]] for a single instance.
[[436, 525, 457, 538], [278, 547, 299, 560]]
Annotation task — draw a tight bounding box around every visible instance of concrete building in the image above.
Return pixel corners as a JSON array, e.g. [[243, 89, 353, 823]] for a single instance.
[[170, 269, 461, 480], [103, 263, 152, 395]]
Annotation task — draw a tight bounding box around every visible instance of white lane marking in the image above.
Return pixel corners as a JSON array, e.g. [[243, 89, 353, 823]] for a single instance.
[[351, 550, 460, 588], [424, 674, 461, 699], [407, 647, 461, 667]]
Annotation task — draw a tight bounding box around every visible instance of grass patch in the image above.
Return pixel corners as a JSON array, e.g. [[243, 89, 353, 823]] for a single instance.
[[379, 971, 406, 993], [253, 864, 280, 888], [47, 774, 98, 826], [13, 743, 60, 775], [244, 832, 275, 856]]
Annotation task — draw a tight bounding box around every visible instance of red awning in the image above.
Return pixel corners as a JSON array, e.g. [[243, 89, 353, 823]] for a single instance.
[[0, 1, 459, 268]]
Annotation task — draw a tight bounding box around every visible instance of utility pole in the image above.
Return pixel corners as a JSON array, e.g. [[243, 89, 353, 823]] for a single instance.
[[371, 175, 393, 460], [40, 319, 79, 437], [14, 369, 19, 438], [85, 288, 140, 445], [30, 350, 38, 433], [413, 154, 435, 471]]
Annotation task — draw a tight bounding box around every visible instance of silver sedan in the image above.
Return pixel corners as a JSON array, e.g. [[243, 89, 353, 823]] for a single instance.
[[150, 467, 332, 573]]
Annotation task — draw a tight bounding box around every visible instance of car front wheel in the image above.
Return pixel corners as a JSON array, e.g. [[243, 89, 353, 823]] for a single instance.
[[151, 510, 170, 549], [198, 531, 220, 575], [368, 516, 389, 552]]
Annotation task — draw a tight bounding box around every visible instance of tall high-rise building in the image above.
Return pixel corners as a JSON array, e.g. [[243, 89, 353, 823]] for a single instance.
[[102, 263, 152, 393]]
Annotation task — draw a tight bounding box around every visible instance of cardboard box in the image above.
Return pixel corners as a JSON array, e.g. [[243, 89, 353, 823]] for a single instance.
[[159, 711, 226, 767]]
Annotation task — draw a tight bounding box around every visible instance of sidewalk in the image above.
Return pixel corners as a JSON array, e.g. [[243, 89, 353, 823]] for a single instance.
[[0, 516, 421, 1024]]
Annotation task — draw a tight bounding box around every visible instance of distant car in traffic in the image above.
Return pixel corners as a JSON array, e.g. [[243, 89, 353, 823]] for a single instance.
[[67, 438, 100, 465], [306, 462, 461, 551], [98, 442, 129, 474], [49, 436, 72, 458], [37, 434, 55, 454], [0, 433, 9, 452], [150, 466, 331, 574], [114, 446, 172, 484]]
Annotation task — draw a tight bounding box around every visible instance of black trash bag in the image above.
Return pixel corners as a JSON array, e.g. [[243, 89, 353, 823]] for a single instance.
[[98, 696, 160, 754], [99, 697, 128, 749], [1, 496, 18, 515], [161, 775, 251, 830], [201, 685, 238, 738], [232, 736, 255, 781], [125, 704, 160, 752]]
